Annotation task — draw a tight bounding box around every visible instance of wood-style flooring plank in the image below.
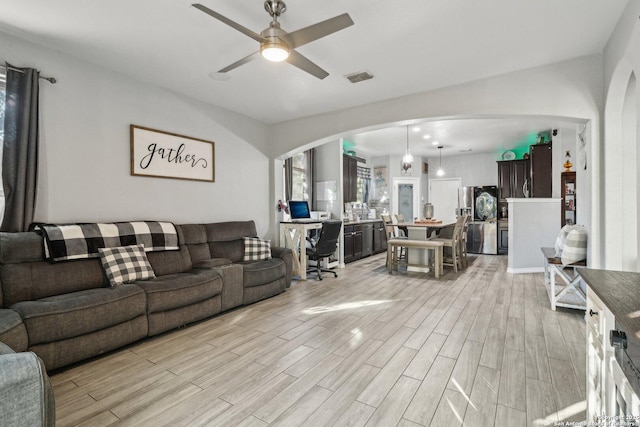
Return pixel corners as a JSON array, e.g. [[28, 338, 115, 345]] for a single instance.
[[429, 388, 468, 427], [462, 365, 501, 427], [495, 404, 527, 427], [403, 355, 456, 426], [404, 332, 447, 381], [357, 346, 417, 407], [48, 253, 587, 427], [497, 349, 526, 411], [364, 375, 420, 427], [447, 339, 484, 397]]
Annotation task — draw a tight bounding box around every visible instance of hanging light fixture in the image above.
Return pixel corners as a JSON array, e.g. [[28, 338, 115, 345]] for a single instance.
[[402, 125, 413, 171], [436, 145, 445, 176]]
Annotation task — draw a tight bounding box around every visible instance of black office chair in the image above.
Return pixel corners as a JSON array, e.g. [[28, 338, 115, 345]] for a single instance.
[[306, 220, 342, 280]]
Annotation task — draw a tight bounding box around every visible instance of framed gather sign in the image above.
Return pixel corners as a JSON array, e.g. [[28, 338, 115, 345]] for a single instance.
[[130, 125, 215, 182]]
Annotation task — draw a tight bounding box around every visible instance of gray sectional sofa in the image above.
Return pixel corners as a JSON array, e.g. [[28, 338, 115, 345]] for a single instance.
[[0, 220, 293, 371]]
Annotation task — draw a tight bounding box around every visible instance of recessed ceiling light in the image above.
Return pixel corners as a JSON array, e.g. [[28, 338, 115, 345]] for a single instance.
[[423, 134, 431, 140], [432, 141, 439, 146], [412, 126, 421, 132]]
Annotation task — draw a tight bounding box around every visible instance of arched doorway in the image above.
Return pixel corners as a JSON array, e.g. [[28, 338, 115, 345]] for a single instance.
[[604, 61, 639, 271]]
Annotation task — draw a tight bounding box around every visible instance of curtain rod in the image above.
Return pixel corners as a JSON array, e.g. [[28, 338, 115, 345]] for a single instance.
[[0, 64, 57, 84]]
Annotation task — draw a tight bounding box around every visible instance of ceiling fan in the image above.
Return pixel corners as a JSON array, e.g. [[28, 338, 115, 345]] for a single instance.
[[192, 1, 354, 79]]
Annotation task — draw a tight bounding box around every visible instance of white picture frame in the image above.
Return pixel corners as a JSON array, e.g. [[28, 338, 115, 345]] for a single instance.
[[130, 125, 215, 182]]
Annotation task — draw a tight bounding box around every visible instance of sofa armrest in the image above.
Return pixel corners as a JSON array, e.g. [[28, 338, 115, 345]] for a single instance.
[[0, 341, 15, 355], [0, 350, 56, 426], [271, 246, 293, 288]]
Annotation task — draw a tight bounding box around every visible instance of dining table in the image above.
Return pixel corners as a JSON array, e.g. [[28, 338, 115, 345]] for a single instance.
[[396, 220, 456, 272]]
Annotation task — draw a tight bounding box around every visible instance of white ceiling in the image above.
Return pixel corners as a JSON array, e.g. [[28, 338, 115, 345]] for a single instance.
[[342, 116, 583, 159], [0, 0, 626, 128]]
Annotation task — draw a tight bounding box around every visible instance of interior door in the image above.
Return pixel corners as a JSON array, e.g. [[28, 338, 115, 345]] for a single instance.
[[429, 178, 462, 223], [392, 177, 420, 221], [398, 184, 414, 219]]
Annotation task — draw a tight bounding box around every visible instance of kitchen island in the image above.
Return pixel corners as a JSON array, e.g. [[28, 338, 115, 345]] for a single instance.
[[397, 221, 455, 272]]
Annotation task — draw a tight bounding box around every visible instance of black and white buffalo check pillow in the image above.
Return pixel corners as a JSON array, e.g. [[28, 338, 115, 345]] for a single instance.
[[243, 237, 272, 261], [98, 244, 156, 286]]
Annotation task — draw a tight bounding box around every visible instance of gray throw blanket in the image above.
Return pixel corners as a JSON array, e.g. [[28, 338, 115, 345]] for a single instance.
[[37, 221, 179, 262]]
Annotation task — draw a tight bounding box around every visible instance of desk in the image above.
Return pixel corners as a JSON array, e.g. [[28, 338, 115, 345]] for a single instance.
[[397, 222, 455, 272], [279, 221, 323, 280]]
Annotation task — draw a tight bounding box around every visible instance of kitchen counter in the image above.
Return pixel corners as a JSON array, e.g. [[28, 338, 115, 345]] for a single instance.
[[342, 219, 383, 224], [578, 268, 640, 343]]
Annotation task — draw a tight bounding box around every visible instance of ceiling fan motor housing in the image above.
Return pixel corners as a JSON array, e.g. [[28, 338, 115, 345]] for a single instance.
[[264, 0, 286, 18]]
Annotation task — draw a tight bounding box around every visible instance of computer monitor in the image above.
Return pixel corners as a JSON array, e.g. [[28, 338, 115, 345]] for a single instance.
[[288, 200, 311, 219]]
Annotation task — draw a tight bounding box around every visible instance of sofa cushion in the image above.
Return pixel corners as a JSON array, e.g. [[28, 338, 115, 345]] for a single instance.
[[135, 268, 223, 313], [0, 259, 107, 307], [240, 258, 286, 288], [11, 285, 147, 346], [192, 258, 233, 269], [99, 245, 156, 286], [243, 237, 272, 261], [205, 221, 258, 263], [179, 224, 211, 265]]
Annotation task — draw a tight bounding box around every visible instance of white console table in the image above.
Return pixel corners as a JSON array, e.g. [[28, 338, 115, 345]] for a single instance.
[[279, 221, 323, 280]]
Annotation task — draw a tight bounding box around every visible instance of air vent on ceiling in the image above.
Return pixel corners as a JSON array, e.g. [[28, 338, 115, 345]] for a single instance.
[[345, 71, 374, 83]]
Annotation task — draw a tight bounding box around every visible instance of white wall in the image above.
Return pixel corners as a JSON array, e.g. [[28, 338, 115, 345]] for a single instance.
[[425, 152, 498, 188], [0, 30, 274, 236], [270, 56, 603, 159], [603, 0, 640, 270], [507, 198, 561, 273], [314, 140, 342, 220]]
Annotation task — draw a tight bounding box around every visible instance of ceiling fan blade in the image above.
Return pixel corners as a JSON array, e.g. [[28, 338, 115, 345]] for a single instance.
[[219, 51, 261, 73], [192, 3, 263, 43], [286, 50, 329, 80], [281, 13, 354, 49]]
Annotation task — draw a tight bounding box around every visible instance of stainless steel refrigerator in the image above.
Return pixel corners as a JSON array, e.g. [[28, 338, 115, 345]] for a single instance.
[[459, 186, 498, 255]]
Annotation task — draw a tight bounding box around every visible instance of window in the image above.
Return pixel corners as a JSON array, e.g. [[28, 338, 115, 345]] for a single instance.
[[291, 152, 308, 201]]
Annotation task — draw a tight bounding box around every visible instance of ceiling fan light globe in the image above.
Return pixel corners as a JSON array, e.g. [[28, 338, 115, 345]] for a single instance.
[[261, 40, 290, 62]]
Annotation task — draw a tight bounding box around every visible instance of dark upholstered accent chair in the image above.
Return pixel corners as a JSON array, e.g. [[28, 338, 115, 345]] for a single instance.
[[306, 220, 342, 280]]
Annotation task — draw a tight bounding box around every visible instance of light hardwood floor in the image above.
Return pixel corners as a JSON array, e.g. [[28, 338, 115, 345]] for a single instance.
[[51, 254, 586, 426]]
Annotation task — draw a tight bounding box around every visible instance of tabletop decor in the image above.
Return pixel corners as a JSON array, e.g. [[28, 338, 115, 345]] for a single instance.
[[130, 125, 215, 182]]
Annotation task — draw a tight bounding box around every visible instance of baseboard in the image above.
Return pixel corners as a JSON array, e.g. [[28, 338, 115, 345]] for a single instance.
[[507, 266, 545, 274]]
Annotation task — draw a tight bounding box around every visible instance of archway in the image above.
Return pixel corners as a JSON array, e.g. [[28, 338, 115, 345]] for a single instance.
[[604, 60, 639, 271]]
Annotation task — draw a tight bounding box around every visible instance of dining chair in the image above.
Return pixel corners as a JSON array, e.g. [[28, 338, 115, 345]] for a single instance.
[[428, 215, 465, 273], [460, 214, 470, 268], [393, 214, 408, 238], [381, 214, 407, 266]]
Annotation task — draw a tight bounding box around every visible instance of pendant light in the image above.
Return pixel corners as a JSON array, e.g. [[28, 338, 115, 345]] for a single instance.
[[402, 125, 413, 171], [436, 145, 445, 176]]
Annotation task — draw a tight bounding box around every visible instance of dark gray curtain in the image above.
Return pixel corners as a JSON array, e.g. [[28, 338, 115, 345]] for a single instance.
[[1, 64, 39, 232], [284, 157, 293, 202], [306, 148, 316, 210]]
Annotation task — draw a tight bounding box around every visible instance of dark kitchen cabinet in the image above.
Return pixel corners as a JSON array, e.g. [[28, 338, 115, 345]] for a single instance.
[[530, 143, 552, 197], [373, 221, 387, 253], [498, 219, 508, 255], [497, 159, 530, 201], [343, 155, 358, 203], [343, 224, 363, 263]]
